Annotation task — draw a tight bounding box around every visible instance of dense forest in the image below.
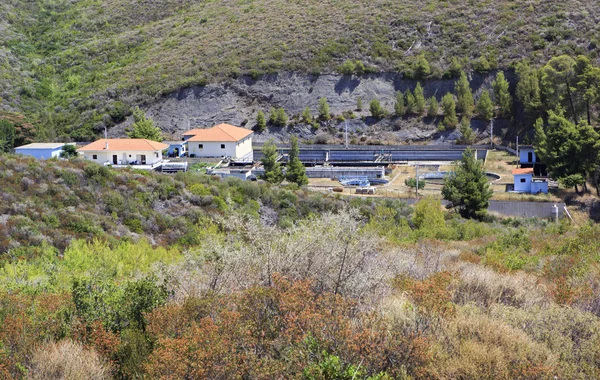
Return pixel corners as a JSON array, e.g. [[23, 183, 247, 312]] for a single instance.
[[1, 155, 600, 378]]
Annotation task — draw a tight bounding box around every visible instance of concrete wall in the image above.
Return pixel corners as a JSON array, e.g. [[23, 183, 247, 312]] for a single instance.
[[305, 167, 385, 179], [82, 150, 163, 165], [188, 136, 252, 159], [514, 174, 532, 193], [15, 147, 63, 159], [519, 148, 537, 164]]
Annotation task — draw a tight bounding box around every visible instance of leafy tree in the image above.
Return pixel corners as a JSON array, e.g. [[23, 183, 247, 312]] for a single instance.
[[476, 90, 494, 120], [442, 148, 492, 220], [455, 72, 474, 116], [413, 53, 431, 79], [318, 97, 331, 120], [394, 92, 405, 116], [492, 72, 512, 117], [356, 97, 363, 111], [442, 93, 458, 128], [414, 83, 426, 114], [404, 177, 424, 192], [575, 55, 600, 125], [413, 197, 445, 233], [458, 116, 475, 145], [0, 119, 16, 153], [405, 91, 415, 115], [428, 96, 439, 117], [256, 110, 267, 131], [285, 136, 308, 186], [516, 61, 542, 122], [127, 107, 162, 141], [59, 144, 79, 158], [370, 99, 385, 119], [535, 112, 600, 193], [301, 106, 312, 123], [261, 139, 283, 183]]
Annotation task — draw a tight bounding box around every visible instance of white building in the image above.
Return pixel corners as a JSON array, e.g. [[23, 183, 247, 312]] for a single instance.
[[77, 139, 169, 168], [512, 168, 548, 194], [14, 143, 72, 159], [184, 124, 253, 161]]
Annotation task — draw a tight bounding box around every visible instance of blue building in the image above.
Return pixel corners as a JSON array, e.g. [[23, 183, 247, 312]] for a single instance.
[[165, 141, 188, 158], [14, 143, 70, 159], [519, 145, 547, 176]]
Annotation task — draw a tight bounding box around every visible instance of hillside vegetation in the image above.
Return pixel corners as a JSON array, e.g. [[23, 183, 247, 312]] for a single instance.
[[1, 0, 599, 140], [3, 156, 600, 378]]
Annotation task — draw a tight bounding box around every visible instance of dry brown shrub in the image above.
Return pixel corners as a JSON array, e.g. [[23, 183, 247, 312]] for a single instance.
[[27, 340, 111, 380], [453, 262, 550, 308], [433, 306, 557, 379]]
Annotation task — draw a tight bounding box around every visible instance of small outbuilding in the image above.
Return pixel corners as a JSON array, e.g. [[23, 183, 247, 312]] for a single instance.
[[512, 168, 548, 194], [184, 124, 253, 161], [77, 139, 168, 168], [14, 143, 71, 159]]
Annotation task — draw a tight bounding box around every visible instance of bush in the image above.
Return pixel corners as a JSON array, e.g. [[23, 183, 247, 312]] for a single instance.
[[369, 99, 386, 118]]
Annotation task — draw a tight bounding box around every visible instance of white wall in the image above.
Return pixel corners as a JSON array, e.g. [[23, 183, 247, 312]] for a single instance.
[[514, 174, 532, 193], [82, 150, 163, 165], [188, 136, 253, 159]]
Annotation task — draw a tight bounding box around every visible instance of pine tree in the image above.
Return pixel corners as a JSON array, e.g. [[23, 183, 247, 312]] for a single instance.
[[394, 92, 405, 116], [270, 108, 288, 126], [0, 119, 16, 153], [318, 97, 330, 120], [256, 110, 266, 131], [492, 72, 512, 117], [458, 116, 475, 144], [515, 61, 542, 122], [405, 91, 415, 115], [455, 72, 474, 117], [356, 97, 363, 111], [448, 57, 462, 78], [427, 96, 439, 117], [414, 53, 431, 79], [476, 90, 494, 120], [301, 107, 312, 123], [442, 93, 458, 128], [370, 99, 385, 118], [127, 107, 162, 141], [285, 136, 308, 186], [442, 148, 492, 220], [414, 83, 426, 114], [261, 139, 283, 184]]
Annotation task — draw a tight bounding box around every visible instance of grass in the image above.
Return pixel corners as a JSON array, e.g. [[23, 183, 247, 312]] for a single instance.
[[2, 0, 600, 140]]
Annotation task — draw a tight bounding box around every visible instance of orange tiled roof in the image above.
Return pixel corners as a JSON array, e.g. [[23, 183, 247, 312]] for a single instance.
[[185, 124, 253, 142], [512, 168, 534, 175], [77, 139, 169, 152]]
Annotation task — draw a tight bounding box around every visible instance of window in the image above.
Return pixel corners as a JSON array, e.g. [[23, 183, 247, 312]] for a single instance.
[[92, 154, 97, 159], [520, 178, 526, 183], [155, 152, 159, 158], [221, 144, 225, 149], [198, 144, 203, 149]]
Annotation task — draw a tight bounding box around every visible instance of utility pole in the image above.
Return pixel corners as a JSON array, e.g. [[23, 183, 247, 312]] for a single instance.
[[490, 119, 494, 149], [516, 136, 519, 168], [415, 164, 419, 199], [345, 120, 349, 149]]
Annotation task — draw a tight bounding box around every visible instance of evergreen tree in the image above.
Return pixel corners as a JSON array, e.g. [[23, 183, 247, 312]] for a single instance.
[[394, 92, 405, 116], [261, 139, 283, 184], [413, 53, 431, 79], [458, 116, 475, 145], [318, 97, 330, 120], [575, 55, 600, 125], [356, 97, 363, 111], [0, 119, 16, 153], [541, 55, 578, 122], [414, 83, 426, 114], [491, 72, 512, 117], [59, 144, 79, 158], [427, 96, 439, 117], [515, 61, 542, 122], [534, 112, 600, 193], [256, 110, 267, 131], [285, 136, 308, 186], [404, 177, 425, 192], [476, 90, 494, 120], [405, 91, 415, 115], [448, 57, 463, 78], [370, 99, 385, 118], [301, 107, 312, 123], [127, 107, 162, 141], [442, 148, 492, 220], [270, 108, 289, 126], [455, 72, 474, 116], [442, 93, 458, 128]]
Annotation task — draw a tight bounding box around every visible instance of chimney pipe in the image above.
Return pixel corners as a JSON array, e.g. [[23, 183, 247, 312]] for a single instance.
[[105, 140, 109, 150]]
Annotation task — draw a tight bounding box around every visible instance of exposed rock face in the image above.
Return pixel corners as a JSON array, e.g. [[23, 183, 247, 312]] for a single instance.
[[110, 71, 515, 144]]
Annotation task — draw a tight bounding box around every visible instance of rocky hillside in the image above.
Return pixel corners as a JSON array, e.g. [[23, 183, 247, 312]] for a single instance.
[[1, 0, 599, 140]]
